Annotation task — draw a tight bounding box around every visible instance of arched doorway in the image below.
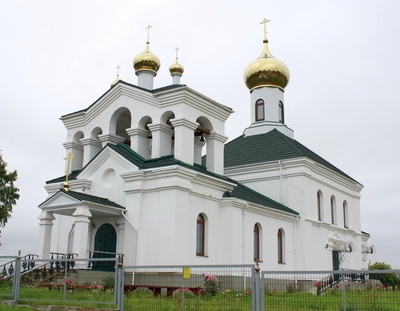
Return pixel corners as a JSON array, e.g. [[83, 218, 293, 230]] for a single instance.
[[93, 223, 116, 271]]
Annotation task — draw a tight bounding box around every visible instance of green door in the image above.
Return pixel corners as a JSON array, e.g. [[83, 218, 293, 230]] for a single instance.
[[332, 251, 340, 282], [93, 223, 116, 271]]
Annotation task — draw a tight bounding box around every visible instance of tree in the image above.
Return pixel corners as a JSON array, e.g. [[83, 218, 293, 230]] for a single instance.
[[0, 152, 20, 227], [369, 261, 400, 288]]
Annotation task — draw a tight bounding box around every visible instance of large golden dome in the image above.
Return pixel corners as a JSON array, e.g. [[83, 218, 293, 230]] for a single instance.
[[133, 42, 160, 75], [244, 39, 290, 91]]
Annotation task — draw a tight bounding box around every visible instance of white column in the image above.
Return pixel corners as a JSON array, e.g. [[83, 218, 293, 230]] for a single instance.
[[37, 211, 55, 259], [127, 128, 151, 159], [147, 123, 174, 158], [170, 118, 198, 165], [205, 132, 228, 175], [79, 138, 102, 166], [62, 141, 83, 171], [116, 217, 125, 255], [72, 206, 92, 258], [98, 133, 125, 148]]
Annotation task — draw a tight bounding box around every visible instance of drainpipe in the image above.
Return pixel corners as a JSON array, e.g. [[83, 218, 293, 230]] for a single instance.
[[293, 215, 300, 271], [67, 223, 75, 256], [242, 202, 249, 290], [279, 160, 283, 204], [121, 211, 138, 266]]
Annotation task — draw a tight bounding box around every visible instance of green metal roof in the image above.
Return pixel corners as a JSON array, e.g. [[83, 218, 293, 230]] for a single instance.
[[224, 183, 298, 215], [46, 142, 297, 215], [40, 189, 125, 209], [222, 129, 359, 183]]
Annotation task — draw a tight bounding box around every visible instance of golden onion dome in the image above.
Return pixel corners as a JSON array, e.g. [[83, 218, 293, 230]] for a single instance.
[[133, 42, 160, 75], [169, 59, 184, 76], [244, 39, 290, 91]]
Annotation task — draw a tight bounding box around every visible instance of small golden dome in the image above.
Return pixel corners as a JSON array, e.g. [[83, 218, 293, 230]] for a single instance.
[[244, 39, 290, 91], [169, 60, 184, 75], [133, 42, 160, 75]]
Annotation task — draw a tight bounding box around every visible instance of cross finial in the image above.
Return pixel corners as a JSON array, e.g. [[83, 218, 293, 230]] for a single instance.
[[63, 152, 74, 191], [175, 47, 179, 59], [145, 25, 152, 42], [116, 65, 120, 78], [260, 18, 271, 41]]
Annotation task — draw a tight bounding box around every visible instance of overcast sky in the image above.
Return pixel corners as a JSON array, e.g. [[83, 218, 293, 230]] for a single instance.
[[1, 1, 399, 268]]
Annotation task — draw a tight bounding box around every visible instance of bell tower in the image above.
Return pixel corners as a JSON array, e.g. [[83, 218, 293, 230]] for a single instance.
[[243, 18, 293, 138]]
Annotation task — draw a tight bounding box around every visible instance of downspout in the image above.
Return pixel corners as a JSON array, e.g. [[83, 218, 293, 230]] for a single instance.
[[293, 215, 300, 271], [242, 202, 249, 265], [121, 211, 138, 266], [242, 202, 249, 290], [279, 160, 283, 204], [67, 223, 75, 256]]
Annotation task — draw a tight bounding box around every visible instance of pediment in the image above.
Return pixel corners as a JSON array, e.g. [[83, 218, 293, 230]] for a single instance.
[[40, 191, 81, 209], [328, 231, 343, 243], [77, 146, 139, 181]]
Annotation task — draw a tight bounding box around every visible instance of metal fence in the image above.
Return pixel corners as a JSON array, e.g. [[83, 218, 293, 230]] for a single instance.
[[121, 264, 255, 311], [260, 269, 400, 311], [2, 256, 400, 311], [0, 255, 118, 309]]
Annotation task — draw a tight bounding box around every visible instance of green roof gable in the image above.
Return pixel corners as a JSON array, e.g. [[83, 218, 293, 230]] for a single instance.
[[40, 189, 125, 209]]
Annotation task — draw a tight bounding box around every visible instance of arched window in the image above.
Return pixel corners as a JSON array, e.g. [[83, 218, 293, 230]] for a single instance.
[[317, 190, 323, 221], [279, 101, 284, 123], [256, 99, 265, 121], [343, 201, 349, 228], [196, 214, 206, 256], [331, 196, 336, 225], [277, 228, 285, 263], [254, 223, 262, 262]]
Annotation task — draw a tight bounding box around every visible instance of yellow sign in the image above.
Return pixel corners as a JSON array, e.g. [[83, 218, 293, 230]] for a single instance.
[[183, 267, 190, 279]]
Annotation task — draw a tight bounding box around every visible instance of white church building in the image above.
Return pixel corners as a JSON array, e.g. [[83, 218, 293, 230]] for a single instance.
[[37, 21, 373, 271]]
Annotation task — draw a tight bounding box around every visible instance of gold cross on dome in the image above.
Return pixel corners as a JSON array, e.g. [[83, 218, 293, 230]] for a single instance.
[[63, 152, 74, 191], [260, 18, 271, 40], [145, 24, 152, 42], [175, 47, 179, 60]]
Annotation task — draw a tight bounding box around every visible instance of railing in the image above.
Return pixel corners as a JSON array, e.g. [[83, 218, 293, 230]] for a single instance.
[[87, 250, 124, 270], [0, 254, 38, 280]]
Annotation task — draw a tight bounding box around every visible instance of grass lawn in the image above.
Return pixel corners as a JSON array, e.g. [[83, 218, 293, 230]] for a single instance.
[[1, 285, 399, 310]]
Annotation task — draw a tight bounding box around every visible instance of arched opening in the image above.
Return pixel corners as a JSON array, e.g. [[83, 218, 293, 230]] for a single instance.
[[279, 101, 284, 123], [159, 111, 175, 156], [331, 195, 336, 225], [317, 190, 323, 221], [277, 228, 285, 263], [343, 200, 349, 228], [195, 116, 212, 165], [255, 99, 265, 121], [89, 127, 103, 159], [92, 223, 117, 271], [71, 131, 84, 170], [110, 107, 132, 145], [253, 223, 262, 262], [196, 214, 207, 256], [135, 116, 152, 159]]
